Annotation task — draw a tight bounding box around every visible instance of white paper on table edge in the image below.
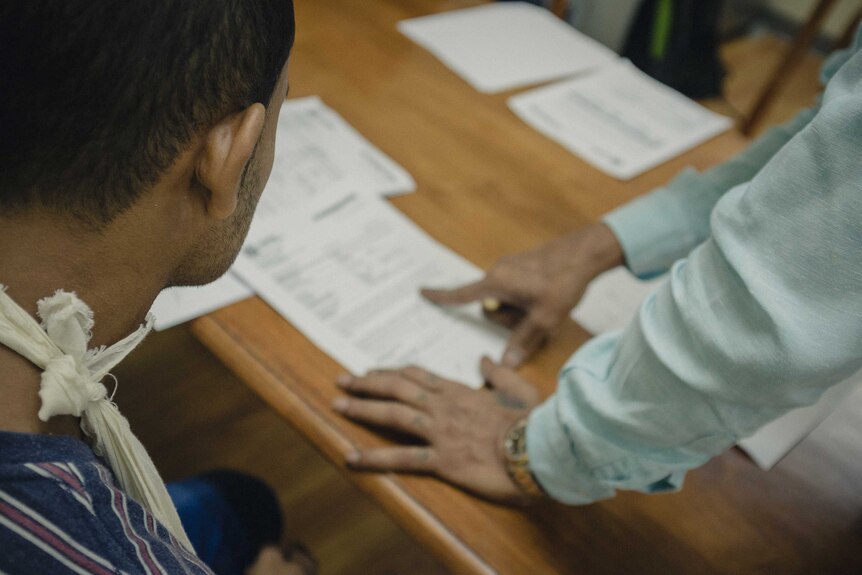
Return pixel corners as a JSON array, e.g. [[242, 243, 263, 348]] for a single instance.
[[737, 372, 862, 469], [151, 272, 254, 331]]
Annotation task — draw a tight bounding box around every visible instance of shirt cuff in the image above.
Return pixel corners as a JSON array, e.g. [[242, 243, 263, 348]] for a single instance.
[[526, 396, 615, 505], [602, 169, 702, 279]]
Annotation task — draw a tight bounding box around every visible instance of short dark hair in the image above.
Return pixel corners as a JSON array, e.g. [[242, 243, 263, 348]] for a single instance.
[[0, 1, 295, 227]]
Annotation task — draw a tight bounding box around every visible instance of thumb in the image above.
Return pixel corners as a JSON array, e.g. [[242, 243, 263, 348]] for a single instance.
[[421, 279, 494, 306], [480, 357, 539, 406]]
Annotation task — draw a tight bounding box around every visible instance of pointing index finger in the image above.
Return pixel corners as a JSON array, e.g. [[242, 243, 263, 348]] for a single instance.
[[421, 279, 492, 306]]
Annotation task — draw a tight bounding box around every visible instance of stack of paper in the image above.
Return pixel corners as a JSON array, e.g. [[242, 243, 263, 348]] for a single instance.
[[150, 97, 415, 330], [398, 3, 617, 93], [571, 266, 862, 469], [150, 96, 507, 386], [256, 96, 415, 216], [399, 3, 731, 180], [509, 60, 733, 180], [233, 193, 507, 387]]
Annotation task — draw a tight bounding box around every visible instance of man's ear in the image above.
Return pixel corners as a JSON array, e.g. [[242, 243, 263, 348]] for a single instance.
[[195, 103, 266, 220]]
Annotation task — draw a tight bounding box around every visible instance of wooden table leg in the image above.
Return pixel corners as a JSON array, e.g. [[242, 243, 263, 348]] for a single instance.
[[551, 0, 569, 19], [832, 6, 862, 51], [740, 0, 839, 136]]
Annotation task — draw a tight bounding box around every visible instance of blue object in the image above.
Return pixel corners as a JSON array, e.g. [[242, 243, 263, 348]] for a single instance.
[[169, 471, 283, 575]]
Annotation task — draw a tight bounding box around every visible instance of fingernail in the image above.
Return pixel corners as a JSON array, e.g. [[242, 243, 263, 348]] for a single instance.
[[503, 350, 523, 367], [346, 451, 360, 465], [332, 397, 349, 412], [336, 374, 353, 387]]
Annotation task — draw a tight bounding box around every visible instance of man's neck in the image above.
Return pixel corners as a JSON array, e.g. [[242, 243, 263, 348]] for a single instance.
[[0, 347, 82, 437], [0, 211, 171, 437]]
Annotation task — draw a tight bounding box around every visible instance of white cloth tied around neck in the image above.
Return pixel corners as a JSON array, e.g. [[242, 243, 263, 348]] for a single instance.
[[0, 286, 194, 553]]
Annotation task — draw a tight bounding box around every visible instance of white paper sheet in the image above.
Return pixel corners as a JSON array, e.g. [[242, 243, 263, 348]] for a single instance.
[[233, 193, 507, 388], [398, 3, 617, 93], [148, 97, 417, 330], [259, 97, 416, 218], [570, 265, 862, 469], [571, 266, 665, 334], [509, 60, 733, 180], [151, 274, 252, 331], [737, 371, 862, 469]]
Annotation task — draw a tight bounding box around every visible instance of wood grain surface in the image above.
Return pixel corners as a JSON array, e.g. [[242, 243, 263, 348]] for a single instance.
[[192, 1, 862, 573]]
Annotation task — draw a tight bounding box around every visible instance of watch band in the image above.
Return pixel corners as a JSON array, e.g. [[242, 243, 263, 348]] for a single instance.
[[503, 418, 546, 499]]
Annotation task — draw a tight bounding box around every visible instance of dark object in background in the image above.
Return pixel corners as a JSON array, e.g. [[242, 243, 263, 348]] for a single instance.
[[623, 0, 725, 99]]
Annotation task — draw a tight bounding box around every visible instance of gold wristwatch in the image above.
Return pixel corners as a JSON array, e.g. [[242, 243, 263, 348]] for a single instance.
[[502, 418, 546, 499]]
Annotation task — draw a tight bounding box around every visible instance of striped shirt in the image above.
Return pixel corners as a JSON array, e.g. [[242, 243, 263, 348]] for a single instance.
[[0, 431, 213, 575]]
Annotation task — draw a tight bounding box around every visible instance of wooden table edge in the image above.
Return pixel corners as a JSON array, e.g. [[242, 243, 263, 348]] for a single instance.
[[190, 313, 498, 575]]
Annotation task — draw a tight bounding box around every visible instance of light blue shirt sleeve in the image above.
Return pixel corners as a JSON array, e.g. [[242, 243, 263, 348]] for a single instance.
[[528, 37, 862, 504], [602, 38, 858, 280], [602, 107, 816, 279]]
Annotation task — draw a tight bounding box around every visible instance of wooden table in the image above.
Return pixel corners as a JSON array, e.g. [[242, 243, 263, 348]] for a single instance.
[[192, 1, 862, 573]]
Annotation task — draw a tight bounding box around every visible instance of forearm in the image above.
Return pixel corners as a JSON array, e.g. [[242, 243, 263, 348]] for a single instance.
[[557, 222, 625, 276], [528, 56, 862, 502], [595, 26, 858, 280], [529, 230, 861, 504], [527, 323, 736, 505]]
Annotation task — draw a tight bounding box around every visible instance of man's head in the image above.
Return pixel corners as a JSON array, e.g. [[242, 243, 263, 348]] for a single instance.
[[0, 0, 295, 287]]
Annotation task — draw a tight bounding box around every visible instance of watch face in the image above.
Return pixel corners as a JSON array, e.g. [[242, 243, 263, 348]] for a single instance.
[[511, 430, 523, 454], [505, 421, 529, 461], [503, 420, 545, 498]]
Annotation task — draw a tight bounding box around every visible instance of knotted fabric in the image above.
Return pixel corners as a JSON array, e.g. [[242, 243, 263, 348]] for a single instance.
[[0, 285, 194, 552]]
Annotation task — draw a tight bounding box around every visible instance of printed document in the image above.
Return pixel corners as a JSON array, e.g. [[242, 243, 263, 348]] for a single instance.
[[571, 266, 862, 469], [259, 96, 415, 217], [149, 97, 416, 329], [509, 60, 732, 180], [398, 3, 616, 93], [233, 193, 507, 388]]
